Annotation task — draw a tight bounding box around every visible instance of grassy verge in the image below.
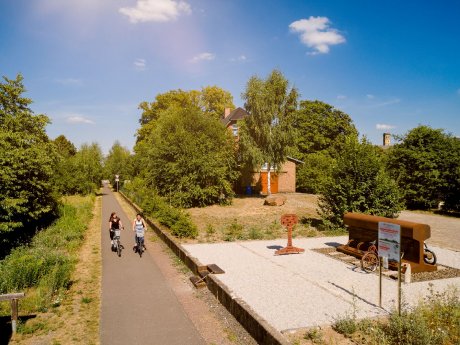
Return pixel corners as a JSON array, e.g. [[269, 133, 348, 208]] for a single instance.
[[0, 194, 101, 344], [288, 284, 459, 345]]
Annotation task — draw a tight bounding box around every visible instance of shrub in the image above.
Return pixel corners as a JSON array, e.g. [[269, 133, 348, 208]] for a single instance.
[[122, 180, 198, 238], [0, 195, 92, 309], [319, 136, 404, 230]]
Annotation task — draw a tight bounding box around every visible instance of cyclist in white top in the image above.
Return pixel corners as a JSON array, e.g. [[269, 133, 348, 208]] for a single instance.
[[132, 213, 147, 251]]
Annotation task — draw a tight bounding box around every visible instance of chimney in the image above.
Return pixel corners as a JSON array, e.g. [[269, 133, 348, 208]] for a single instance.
[[383, 133, 391, 146], [223, 107, 232, 119]]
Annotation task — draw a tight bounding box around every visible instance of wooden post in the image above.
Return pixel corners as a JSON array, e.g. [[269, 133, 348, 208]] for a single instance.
[[11, 299, 18, 333], [0, 293, 25, 333]]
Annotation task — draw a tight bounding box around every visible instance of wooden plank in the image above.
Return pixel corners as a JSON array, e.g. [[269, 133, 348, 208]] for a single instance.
[[0, 293, 25, 302]]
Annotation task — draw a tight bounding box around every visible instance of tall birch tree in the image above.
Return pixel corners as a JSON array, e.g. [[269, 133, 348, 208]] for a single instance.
[[239, 70, 298, 195]]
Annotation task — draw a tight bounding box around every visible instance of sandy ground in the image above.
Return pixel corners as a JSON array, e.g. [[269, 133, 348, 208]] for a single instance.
[[187, 193, 319, 233], [183, 237, 460, 333]]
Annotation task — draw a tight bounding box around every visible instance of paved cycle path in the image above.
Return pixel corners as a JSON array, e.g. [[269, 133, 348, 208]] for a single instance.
[[100, 183, 205, 345]]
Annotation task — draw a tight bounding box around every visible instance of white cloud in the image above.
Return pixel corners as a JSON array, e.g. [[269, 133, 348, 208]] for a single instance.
[[230, 55, 247, 62], [66, 115, 94, 124], [119, 0, 191, 23], [376, 124, 395, 130], [190, 52, 215, 63], [55, 78, 82, 86], [337, 94, 347, 100], [134, 58, 146, 70], [374, 98, 401, 107], [366, 94, 375, 99], [289, 16, 345, 55]]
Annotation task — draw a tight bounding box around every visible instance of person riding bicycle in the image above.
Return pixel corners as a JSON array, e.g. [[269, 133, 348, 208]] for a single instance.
[[132, 213, 147, 251], [109, 212, 123, 251]]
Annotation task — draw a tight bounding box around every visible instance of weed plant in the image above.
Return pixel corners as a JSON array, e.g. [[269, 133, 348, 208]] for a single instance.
[[332, 284, 459, 345], [0, 195, 93, 314]]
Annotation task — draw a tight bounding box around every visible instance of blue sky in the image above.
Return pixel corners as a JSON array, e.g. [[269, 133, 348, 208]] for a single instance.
[[1, 0, 459, 154]]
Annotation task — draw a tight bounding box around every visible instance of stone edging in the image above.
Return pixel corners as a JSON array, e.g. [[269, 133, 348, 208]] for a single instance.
[[118, 191, 289, 345]]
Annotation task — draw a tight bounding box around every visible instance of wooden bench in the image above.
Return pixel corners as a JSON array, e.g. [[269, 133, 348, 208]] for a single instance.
[[337, 212, 437, 273], [0, 292, 25, 333]]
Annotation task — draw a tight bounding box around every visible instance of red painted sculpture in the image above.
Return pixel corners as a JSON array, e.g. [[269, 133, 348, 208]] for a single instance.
[[275, 214, 305, 255]]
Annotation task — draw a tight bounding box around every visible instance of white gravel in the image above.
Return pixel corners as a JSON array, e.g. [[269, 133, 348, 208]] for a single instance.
[[183, 236, 460, 332]]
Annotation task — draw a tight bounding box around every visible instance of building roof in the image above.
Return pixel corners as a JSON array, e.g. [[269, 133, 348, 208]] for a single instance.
[[221, 107, 249, 127]]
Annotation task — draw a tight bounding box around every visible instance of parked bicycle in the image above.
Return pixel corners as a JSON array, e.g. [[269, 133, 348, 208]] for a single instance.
[[361, 241, 436, 273], [423, 243, 437, 265]]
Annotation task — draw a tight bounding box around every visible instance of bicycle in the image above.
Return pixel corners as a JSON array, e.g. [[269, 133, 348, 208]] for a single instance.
[[112, 227, 124, 257], [360, 241, 380, 273], [360, 241, 405, 273], [423, 243, 437, 265], [135, 230, 144, 258]]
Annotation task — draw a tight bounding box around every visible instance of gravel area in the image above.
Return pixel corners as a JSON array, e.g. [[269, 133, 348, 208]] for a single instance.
[[183, 236, 460, 333]]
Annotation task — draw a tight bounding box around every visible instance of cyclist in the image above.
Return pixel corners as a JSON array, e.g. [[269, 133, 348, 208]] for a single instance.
[[109, 212, 123, 251], [132, 213, 147, 251]]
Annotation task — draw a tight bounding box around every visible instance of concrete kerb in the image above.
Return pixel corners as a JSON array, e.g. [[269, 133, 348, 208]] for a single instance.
[[118, 191, 290, 345]]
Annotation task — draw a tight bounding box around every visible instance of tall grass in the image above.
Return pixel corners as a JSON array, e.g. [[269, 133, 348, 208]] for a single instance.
[[0, 195, 93, 310], [332, 284, 460, 345]]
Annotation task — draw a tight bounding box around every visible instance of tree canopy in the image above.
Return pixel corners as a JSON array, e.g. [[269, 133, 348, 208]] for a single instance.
[[387, 125, 460, 211], [140, 105, 238, 207], [104, 141, 133, 186], [239, 69, 299, 194], [0, 74, 59, 239], [319, 136, 404, 229], [293, 100, 358, 193]]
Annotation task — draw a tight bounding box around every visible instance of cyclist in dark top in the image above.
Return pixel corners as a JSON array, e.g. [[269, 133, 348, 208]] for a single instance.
[[109, 212, 123, 250]]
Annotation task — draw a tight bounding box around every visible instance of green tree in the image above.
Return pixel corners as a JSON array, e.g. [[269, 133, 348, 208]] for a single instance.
[[239, 69, 299, 195], [293, 100, 358, 193], [52, 135, 78, 195], [137, 86, 234, 141], [73, 143, 104, 195], [200, 85, 234, 121], [387, 125, 460, 210], [0, 74, 59, 240], [104, 141, 133, 188], [53, 135, 77, 157], [142, 105, 238, 207], [319, 136, 404, 229]]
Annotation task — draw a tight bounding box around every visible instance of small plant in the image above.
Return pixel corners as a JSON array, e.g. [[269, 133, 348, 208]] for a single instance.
[[224, 220, 245, 241], [332, 315, 357, 336], [248, 226, 264, 240], [304, 327, 324, 344], [81, 297, 93, 304], [205, 224, 216, 236]]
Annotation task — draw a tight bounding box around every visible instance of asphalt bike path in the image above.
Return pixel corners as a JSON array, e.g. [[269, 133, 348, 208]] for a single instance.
[[100, 184, 205, 345]]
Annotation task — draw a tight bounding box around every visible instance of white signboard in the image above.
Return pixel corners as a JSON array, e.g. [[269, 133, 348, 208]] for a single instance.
[[378, 222, 401, 268]]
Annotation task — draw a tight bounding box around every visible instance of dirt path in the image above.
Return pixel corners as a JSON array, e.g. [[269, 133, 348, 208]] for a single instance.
[[100, 184, 205, 345]]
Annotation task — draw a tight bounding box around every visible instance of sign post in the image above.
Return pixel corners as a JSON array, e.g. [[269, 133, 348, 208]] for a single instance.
[[378, 222, 402, 313], [115, 174, 119, 192]]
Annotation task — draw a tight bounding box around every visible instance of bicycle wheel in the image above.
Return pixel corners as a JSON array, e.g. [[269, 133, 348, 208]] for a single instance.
[[137, 238, 143, 257], [117, 239, 121, 257], [361, 252, 379, 273], [424, 248, 437, 265]]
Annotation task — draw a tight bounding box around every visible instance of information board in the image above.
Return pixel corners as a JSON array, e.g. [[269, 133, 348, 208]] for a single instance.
[[378, 222, 401, 268]]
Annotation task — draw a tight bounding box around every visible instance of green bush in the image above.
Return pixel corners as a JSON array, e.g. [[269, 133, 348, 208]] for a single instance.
[[319, 136, 404, 230], [0, 196, 92, 309], [122, 180, 198, 239]]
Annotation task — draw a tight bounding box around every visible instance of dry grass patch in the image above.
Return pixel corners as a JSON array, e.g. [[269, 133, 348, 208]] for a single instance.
[[185, 193, 327, 242]]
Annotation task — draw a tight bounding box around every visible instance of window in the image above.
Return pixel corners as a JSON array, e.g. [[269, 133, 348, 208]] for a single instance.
[[232, 123, 238, 137]]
